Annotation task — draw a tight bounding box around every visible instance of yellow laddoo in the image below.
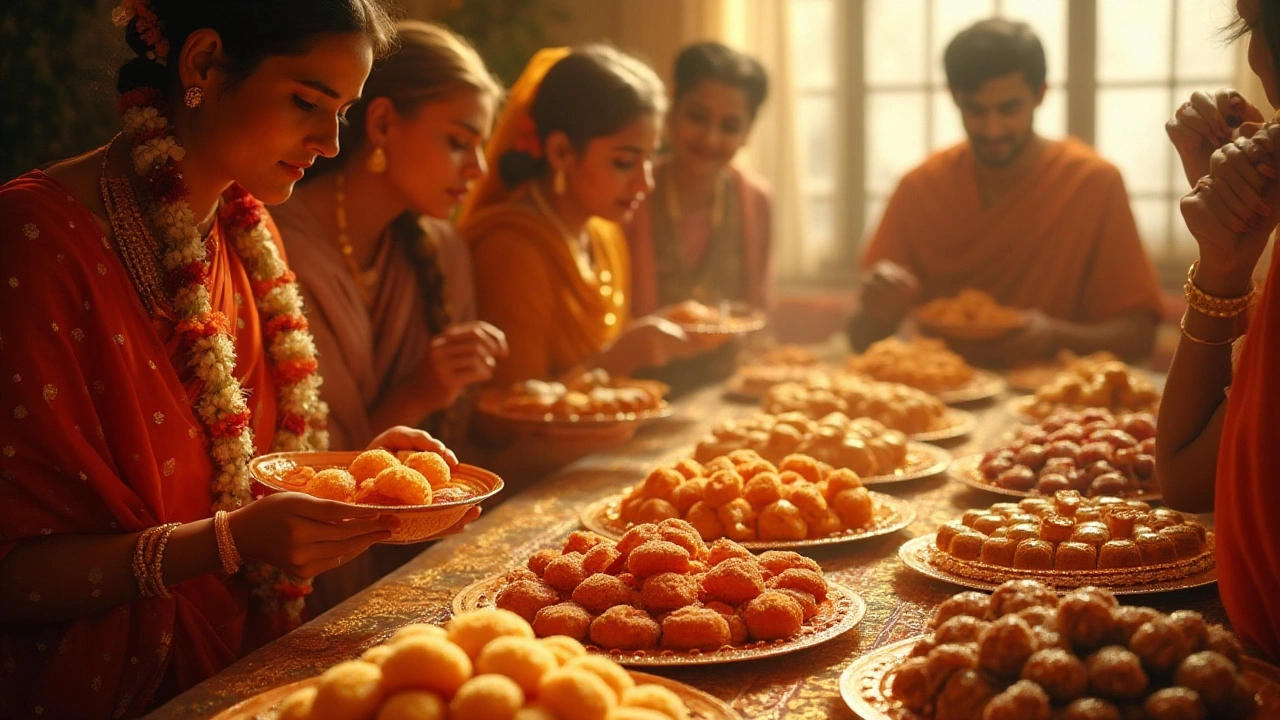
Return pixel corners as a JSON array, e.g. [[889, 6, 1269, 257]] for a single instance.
[[305, 468, 357, 502], [449, 674, 525, 720], [379, 636, 472, 697], [362, 465, 431, 505], [376, 690, 448, 720], [349, 449, 400, 483], [621, 685, 689, 720], [563, 655, 635, 703], [388, 623, 448, 645], [447, 608, 536, 660], [311, 660, 384, 720], [276, 686, 318, 720], [476, 636, 559, 695], [403, 451, 452, 489], [540, 636, 588, 665], [538, 667, 617, 720], [513, 707, 558, 720], [360, 644, 395, 665]]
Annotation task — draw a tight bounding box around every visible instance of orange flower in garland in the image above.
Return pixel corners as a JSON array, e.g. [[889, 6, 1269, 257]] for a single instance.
[[119, 85, 328, 622]]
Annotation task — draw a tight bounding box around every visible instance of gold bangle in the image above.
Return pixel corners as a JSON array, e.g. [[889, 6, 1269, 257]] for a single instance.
[[1180, 312, 1238, 347], [1185, 260, 1256, 318], [147, 523, 180, 598], [213, 510, 242, 575], [132, 527, 161, 596]]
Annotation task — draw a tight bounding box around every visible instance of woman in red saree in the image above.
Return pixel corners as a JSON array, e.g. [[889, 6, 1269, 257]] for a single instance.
[[1157, 0, 1280, 662], [0, 3, 471, 717]]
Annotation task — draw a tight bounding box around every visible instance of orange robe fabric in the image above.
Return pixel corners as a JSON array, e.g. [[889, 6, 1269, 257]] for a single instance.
[[1216, 246, 1280, 662], [462, 184, 631, 386], [861, 138, 1164, 322], [0, 171, 287, 718]]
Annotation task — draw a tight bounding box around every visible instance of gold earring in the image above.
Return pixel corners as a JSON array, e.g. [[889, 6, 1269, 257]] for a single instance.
[[183, 86, 204, 108], [366, 146, 387, 174], [554, 169, 566, 196]]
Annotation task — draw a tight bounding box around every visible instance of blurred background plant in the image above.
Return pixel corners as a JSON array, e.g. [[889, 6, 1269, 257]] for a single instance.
[[414, 0, 568, 85]]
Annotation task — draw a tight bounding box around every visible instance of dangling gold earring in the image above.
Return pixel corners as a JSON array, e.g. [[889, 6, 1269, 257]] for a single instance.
[[553, 169, 566, 196], [366, 146, 387, 174], [183, 86, 204, 108]]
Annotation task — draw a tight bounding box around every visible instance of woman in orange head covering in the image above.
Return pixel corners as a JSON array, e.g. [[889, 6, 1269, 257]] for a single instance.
[[460, 46, 718, 387]]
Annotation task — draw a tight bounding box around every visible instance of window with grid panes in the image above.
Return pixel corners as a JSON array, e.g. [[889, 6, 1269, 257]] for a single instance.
[[786, 0, 1237, 285]]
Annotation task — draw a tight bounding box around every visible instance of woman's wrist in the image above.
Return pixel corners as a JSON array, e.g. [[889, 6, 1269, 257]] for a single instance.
[[1192, 257, 1255, 297]]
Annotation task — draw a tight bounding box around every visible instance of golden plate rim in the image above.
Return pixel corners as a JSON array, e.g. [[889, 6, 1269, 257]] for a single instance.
[[665, 301, 768, 336], [839, 636, 1280, 720], [248, 451, 503, 511], [207, 669, 743, 720], [1005, 395, 1162, 426], [914, 313, 1030, 341], [948, 453, 1163, 502], [452, 575, 867, 667], [476, 394, 675, 427], [897, 534, 1218, 595], [908, 408, 976, 443], [579, 490, 917, 551], [935, 369, 1008, 405]]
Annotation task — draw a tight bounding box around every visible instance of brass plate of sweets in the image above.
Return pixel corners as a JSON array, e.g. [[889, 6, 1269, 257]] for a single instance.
[[898, 534, 1217, 595], [907, 408, 976, 443], [948, 453, 1163, 502], [839, 637, 1280, 720], [579, 490, 916, 551], [210, 671, 744, 720], [934, 369, 1008, 405], [452, 574, 866, 667]]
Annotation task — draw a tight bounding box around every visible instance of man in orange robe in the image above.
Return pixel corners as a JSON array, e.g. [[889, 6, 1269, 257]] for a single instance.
[[849, 18, 1163, 366]]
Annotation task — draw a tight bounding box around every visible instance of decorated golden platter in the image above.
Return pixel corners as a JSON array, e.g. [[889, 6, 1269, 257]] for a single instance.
[[908, 408, 976, 443], [249, 451, 502, 544], [1006, 394, 1161, 426], [897, 534, 1218, 595], [840, 636, 1280, 720], [209, 670, 743, 720], [948, 453, 1163, 502], [476, 391, 674, 427], [934, 369, 1007, 405], [580, 491, 916, 551], [662, 300, 768, 336], [453, 575, 865, 667]]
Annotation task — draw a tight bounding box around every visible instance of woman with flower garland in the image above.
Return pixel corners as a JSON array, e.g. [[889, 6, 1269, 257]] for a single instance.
[[459, 46, 724, 387], [0, 2, 474, 717]]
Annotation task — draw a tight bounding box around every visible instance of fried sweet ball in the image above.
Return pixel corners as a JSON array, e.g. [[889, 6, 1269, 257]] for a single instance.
[[641, 572, 699, 613], [476, 636, 558, 695], [832, 487, 875, 528], [450, 674, 524, 720], [572, 573, 638, 615], [277, 686, 318, 720], [923, 644, 980, 699], [989, 579, 1059, 617], [934, 668, 999, 720], [890, 656, 931, 711], [684, 501, 726, 541], [1173, 651, 1243, 712], [701, 557, 765, 605], [656, 519, 708, 559], [707, 538, 754, 566], [668, 478, 707, 516], [1059, 697, 1122, 720], [765, 568, 827, 602], [539, 667, 618, 720], [705, 601, 750, 644], [1021, 648, 1088, 703], [743, 590, 804, 640], [642, 466, 685, 498], [703, 469, 745, 507], [583, 543, 623, 575], [758, 499, 809, 541], [380, 636, 472, 697], [1143, 687, 1208, 720], [620, 684, 690, 720], [312, 660, 384, 720], [496, 579, 561, 623], [349, 449, 399, 483], [773, 588, 818, 620], [935, 615, 990, 646], [447, 609, 535, 660], [626, 541, 691, 579], [543, 552, 589, 594], [360, 644, 396, 666], [529, 548, 561, 576], [634, 498, 680, 524], [982, 679, 1051, 720], [930, 591, 992, 628], [715, 497, 758, 541], [660, 606, 732, 650], [564, 655, 635, 703], [512, 707, 558, 720], [541, 635, 589, 665], [743, 473, 785, 509], [533, 602, 593, 642], [589, 606, 662, 650], [978, 614, 1037, 679], [402, 451, 451, 489], [563, 530, 609, 555], [756, 550, 821, 577], [376, 691, 448, 720], [1129, 617, 1194, 675], [361, 465, 431, 505], [1055, 591, 1117, 654], [306, 468, 357, 502], [616, 525, 663, 557], [1085, 646, 1148, 702]]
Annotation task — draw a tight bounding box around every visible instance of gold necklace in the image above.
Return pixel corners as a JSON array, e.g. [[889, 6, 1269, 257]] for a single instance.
[[334, 172, 380, 309], [664, 167, 725, 229], [99, 134, 171, 317]]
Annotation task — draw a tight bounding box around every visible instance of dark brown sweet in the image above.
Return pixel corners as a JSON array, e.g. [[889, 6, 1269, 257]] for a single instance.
[[936, 522, 966, 552], [1014, 539, 1055, 570], [1007, 522, 1041, 543], [981, 537, 1018, 568], [1133, 532, 1178, 565], [978, 614, 1038, 679], [1021, 647, 1089, 703], [1071, 522, 1112, 549], [1128, 617, 1194, 675], [949, 531, 985, 561], [1085, 646, 1148, 702], [1055, 541, 1098, 571], [930, 591, 992, 628], [1040, 514, 1075, 543], [1160, 525, 1205, 559], [1097, 540, 1142, 570], [973, 513, 1009, 535]]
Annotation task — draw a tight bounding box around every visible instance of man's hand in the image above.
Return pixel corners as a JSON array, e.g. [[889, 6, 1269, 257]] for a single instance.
[[948, 309, 1056, 366], [859, 260, 920, 323]]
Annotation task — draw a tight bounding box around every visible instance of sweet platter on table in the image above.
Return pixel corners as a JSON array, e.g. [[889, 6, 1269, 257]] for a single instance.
[[661, 299, 768, 337], [908, 408, 975, 443], [839, 636, 1280, 720], [948, 453, 1162, 502], [453, 574, 866, 667], [209, 670, 744, 720], [579, 491, 917, 551], [934, 369, 1007, 405]]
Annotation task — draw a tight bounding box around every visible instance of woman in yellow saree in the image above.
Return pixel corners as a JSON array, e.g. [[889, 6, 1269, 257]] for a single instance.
[[459, 46, 716, 386]]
